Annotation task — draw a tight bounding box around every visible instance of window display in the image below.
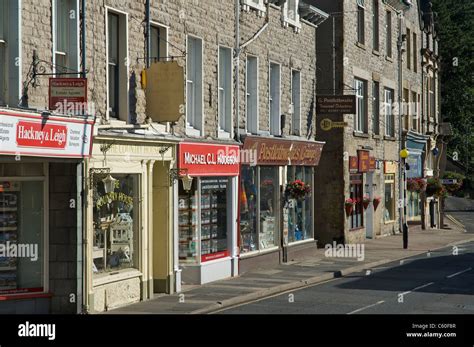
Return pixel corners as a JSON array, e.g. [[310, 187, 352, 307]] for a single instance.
[[178, 180, 198, 263], [0, 181, 44, 294], [384, 174, 396, 222], [408, 191, 421, 220], [350, 174, 364, 229], [240, 166, 258, 253], [259, 167, 279, 249], [92, 174, 139, 275]]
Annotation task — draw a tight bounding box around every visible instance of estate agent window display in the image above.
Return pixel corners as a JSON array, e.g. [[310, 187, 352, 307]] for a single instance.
[[350, 174, 364, 230]]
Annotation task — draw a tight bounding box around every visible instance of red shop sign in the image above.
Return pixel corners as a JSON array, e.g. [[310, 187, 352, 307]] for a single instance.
[[349, 156, 358, 173], [178, 142, 240, 176], [49, 78, 87, 111], [369, 157, 376, 171], [16, 121, 68, 149]]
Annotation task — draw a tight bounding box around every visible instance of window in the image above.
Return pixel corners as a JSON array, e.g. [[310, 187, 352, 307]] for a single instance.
[[107, 9, 128, 121], [386, 11, 392, 58], [93, 174, 139, 275], [284, 0, 301, 28], [407, 191, 421, 221], [372, 81, 380, 135], [429, 76, 435, 120], [357, 1, 365, 44], [412, 91, 418, 131], [384, 88, 394, 137], [218, 47, 232, 135], [240, 166, 258, 253], [291, 70, 301, 136], [413, 32, 417, 72], [150, 24, 168, 63], [384, 174, 395, 222], [403, 88, 409, 131], [246, 56, 258, 134], [269, 63, 281, 136], [350, 174, 364, 229], [372, 0, 379, 51], [241, 0, 266, 13], [186, 36, 203, 133], [0, 1, 21, 106], [355, 78, 367, 133], [54, 0, 79, 75], [259, 167, 279, 249], [287, 166, 314, 242], [406, 28, 411, 70]]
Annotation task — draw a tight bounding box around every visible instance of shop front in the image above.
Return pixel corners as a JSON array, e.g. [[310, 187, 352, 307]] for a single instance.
[[85, 134, 177, 313], [239, 136, 324, 273], [177, 141, 240, 285], [0, 108, 94, 314]]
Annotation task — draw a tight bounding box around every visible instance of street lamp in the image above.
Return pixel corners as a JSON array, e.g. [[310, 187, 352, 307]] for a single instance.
[[102, 174, 118, 194]]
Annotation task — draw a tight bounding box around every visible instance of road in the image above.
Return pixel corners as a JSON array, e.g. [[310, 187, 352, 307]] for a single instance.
[[445, 196, 474, 233], [218, 241, 474, 314]]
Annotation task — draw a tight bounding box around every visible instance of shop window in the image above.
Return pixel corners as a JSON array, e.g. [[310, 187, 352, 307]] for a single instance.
[[218, 46, 233, 136], [287, 166, 314, 243], [200, 178, 229, 260], [92, 174, 139, 275], [384, 88, 394, 137], [0, 0, 21, 106], [372, 81, 380, 135], [408, 191, 421, 220], [269, 62, 281, 136], [178, 180, 199, 264], [107, 9, 129, 121], [150, 24, 168, 63], [240, 166, 258, 253], [291, 70, 301, 136], [372, 0, 379, 51], [246, 56, 259, 134], [386, 10, 392, 58], [53, 0, 79, 75], [355, 78, 367, 133], [357, 0, 365, 45], [384, 174, 395, 222], [0, 181, 44, 294], [260, 167, 279, 249], [350, 174, 364, 229], [186, 36, 203, 134]]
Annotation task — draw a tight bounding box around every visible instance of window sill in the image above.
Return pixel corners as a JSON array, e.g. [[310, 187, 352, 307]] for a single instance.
[[349, 227, 365, 232], [384, 220, 396, 225], [353, 131, 369, 138], [186, 126, 202, 138], [384, 135, 397, 141], [218, 130, 232, 140], [386, 56, 394, 62], [355, 42, 366, 50], [373, 134, 381, 139], [93, 269, 142, 287], [372, 49, 380, 56]]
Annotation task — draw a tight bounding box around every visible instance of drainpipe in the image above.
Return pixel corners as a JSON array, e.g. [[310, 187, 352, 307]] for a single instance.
[[76, 162, 83, 313], [234, 0, 240, 141], [146, 0, 151, 68], [81, 0, 86, 78]]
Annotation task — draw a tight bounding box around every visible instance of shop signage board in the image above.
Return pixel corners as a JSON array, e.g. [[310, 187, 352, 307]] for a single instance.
[[242, 136, 324, 166], [406, 154, 423, 179], [178, 142, 240, 176], [384, 161, 398, 174], [49, 78, 87, 111], [441, 179, 458, 185], [358, 150, 370, 173], [369, 157, 376, 171], [316, 95, 356, 114], [349, 156, 359, 173], [0, 110, 95, 158]]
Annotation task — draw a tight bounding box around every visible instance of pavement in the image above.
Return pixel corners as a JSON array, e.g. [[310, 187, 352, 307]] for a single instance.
[[107, 217, 474, 315], [445, 196, 474, 233]]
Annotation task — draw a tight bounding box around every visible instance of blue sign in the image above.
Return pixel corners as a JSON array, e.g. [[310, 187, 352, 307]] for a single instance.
[[406, 154, 422, 179]]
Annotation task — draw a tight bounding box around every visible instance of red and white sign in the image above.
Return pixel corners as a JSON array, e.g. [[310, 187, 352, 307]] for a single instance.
[[0, 110, 95, 158], [49, 78, 87, 111], [201, 251, 229, 263], [178, 142, 240, 176]]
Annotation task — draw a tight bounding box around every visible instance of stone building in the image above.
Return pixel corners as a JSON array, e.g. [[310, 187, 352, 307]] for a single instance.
[[310, 0, 425, 245]]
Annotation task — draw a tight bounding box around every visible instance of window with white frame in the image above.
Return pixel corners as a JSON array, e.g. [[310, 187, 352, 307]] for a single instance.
[[357, 0, 365, 44], [246, 56, 258, 134], [150, 24, 168, 64], [269, 62, 281, 136], [107, 9, 128, 121], [384, 88, 395, 137], [291, 70, 301, 136], [354, 78, 367, 133], [284, 0, 301, 28], [186, 36, 203, 133], [0, 1, 21, 106], [241, 0, 266, 14], [54, 0, 79, 75], [218, 46, 232, 135]]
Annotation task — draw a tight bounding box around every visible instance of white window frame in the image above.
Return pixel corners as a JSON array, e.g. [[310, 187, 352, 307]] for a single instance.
[[241, 0, 267, 15], [384, 88, 394, 137], [283, 0, 301, 30], [291, 69, 301, 136], [149, 21, 169, 64], [52, 0, 80, 76], [246, 55, 259, 134], [186, 35, 204, 137], [218, 45, 233, 138], [105, 7, 130, 122], [354, 78, 367, 133], [0, 0, 21, 107], [269, 62, 281, 136]]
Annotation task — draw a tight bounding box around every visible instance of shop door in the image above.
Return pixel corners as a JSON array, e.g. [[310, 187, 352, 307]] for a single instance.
[[366, 173, 374, 239]]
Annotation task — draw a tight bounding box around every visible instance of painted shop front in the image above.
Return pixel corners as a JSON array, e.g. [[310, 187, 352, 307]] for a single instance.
[[239, 136, 324, 273], [0, 108, 95, 314], [177, 141, 240, 285], [85, 133, 177, 313]]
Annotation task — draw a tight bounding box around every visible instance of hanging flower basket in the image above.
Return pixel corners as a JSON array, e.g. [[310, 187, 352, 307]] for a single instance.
[[373, 197, 381, 211], [426, 178, 443, 197], [284, 180, 311, 201], [362, 196, 371, 210], [407, 178, 427, 193], [345, 198, 356, 216]]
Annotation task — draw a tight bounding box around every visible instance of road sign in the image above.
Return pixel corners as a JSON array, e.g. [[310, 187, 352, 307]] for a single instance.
[[441, 179, 458, 185]]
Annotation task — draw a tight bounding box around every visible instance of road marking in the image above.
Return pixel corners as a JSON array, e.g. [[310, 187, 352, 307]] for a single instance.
[[347, 301, 385, 315], [401, 282, 435, 296], [447, 267, 472, 279]]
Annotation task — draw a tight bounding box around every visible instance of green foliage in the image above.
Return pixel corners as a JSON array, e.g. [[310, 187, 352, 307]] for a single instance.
[[442, 171, 465, 192]]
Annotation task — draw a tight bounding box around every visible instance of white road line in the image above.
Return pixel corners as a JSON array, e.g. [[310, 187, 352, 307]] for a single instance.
[[447, 267, 472, 279], [347, 301, 385, 315], [401, 282, 435, 296]]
